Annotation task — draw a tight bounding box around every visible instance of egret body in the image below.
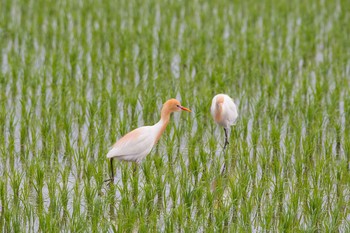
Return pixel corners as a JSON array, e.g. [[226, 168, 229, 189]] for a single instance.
[[210, 94, 238, 149], [105, 99, 191, 182]]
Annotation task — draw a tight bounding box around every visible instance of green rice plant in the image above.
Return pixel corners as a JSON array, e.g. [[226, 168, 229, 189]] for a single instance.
[[1, 0, 350, 231]]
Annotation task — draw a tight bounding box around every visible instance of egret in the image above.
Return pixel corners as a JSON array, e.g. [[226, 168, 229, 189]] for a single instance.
[[105, 99, 191, 183], [210, 94, 238, 150]]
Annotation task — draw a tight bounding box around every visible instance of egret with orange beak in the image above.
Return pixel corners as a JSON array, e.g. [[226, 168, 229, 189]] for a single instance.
[[105, 99, 191, 183]]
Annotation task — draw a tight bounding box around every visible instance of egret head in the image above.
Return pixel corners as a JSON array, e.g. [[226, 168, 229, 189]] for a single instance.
[[163, 98, 191, 113]]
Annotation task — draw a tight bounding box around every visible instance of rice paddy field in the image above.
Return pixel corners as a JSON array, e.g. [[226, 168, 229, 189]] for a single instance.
[[1, 0, 350, 231]]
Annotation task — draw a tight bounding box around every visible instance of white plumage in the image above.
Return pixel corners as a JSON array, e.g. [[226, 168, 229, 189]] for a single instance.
[[105, 99, 191, 183], [106, 122, 163, 163], [211, 94, 238, 149]]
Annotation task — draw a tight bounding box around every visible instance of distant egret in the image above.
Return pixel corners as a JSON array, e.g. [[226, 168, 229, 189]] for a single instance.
[[105, 99, 191, 183], [211, 94, 238, 150]]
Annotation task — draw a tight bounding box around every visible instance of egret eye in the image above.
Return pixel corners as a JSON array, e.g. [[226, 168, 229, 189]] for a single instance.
[[176, 105, 180, 108]]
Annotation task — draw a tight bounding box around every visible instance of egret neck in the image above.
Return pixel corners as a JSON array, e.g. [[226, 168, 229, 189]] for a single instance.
[[154, 105, 172, 144]]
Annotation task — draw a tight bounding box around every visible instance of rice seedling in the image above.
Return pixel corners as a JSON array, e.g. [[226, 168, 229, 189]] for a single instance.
[[1, 0, 350, 231]]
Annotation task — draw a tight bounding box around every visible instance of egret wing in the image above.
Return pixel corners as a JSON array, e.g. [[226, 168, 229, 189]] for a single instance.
[[106, 126, 155, 160], [227, 99, 238, 125]]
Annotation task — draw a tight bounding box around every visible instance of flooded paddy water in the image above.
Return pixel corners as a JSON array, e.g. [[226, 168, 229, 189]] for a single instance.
[[1, 0, 350, 231]]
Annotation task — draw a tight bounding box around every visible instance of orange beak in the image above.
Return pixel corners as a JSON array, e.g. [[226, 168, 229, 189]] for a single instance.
[[179, 106, 191, 112]]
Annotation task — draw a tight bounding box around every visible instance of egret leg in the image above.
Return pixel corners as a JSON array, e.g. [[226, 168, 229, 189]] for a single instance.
[[223, 128, 229, 150], [111, 158, 114, 179], [221, 128, 229, 176], [104, 158, 114, 183], [132, 163, 139, 204], [220, 163, 226, 176], [133, 163, 138, 174]]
